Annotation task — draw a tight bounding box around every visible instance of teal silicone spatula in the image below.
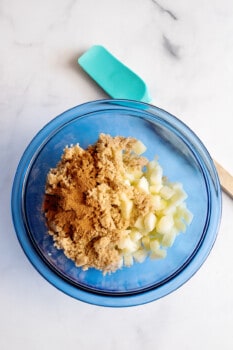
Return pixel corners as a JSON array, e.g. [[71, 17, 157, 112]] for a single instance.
[[78, 45, 151, 103]]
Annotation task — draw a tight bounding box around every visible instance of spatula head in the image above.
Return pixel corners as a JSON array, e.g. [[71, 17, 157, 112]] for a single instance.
[[78, 45, 151, 103]]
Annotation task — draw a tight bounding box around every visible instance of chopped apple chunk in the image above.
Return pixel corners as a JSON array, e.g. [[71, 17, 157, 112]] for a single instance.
[[132, 140, 147, 155]]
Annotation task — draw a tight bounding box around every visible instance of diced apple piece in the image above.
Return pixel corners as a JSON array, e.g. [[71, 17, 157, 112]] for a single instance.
[[133, 249, 148, 263], [156, 215, 174, 235], [147, 159, 158, 172], [118, 237, 138, 252], [163, 188, 188, 214], [142, 236, 151, 250], [159, 185, 175, 200], [150, 195, 167, 211], [134, 216, 145, 231], [150, 249, 167, 259], [149, 229, 163, 242], [117, 257, 124, 269], [132, 140, 147, 155], [129, 229, 143, 242], [136, 176, 149, 193], [123, 179, 131, 186], [172, 187, 188, 203], [124, 254, 134, 267], [174, 218, 186, 233], [174, 203, 193, 225], [182, 207, 193, 225], [149, 239, 160, 252], [143, 212, 157, 232], [120, 195, 133, 219], [161, 230, 176, 247], [149, 183, 163, 194], [125, 170, 143, 183], [148, 165, 163, 185]]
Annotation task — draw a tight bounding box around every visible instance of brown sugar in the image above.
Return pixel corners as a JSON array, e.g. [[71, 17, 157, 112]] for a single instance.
[[43, 133, 152, 273]]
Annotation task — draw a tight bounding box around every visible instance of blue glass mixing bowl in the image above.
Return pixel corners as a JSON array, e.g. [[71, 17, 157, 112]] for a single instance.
[[11, 99, 222, 307]]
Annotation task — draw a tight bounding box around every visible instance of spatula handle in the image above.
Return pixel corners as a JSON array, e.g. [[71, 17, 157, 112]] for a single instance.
[[214, 160, 233, 199]]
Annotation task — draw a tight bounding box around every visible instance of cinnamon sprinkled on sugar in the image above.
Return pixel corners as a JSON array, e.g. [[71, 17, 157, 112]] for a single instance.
[[43, 133, 152, 273]]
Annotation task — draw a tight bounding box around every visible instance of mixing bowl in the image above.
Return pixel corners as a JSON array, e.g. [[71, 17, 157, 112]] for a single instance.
[[11, 99, 222, 307]]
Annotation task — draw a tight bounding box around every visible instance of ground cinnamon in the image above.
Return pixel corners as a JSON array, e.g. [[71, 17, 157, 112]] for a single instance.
[[43, 133, 151, 273]]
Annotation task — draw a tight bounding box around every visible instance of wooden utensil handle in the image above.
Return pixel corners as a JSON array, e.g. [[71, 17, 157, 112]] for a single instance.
[[214, 160, 233, 199]]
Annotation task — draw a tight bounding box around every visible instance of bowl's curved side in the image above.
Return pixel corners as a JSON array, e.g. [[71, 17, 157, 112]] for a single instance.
[[11, 99, 222, 307]]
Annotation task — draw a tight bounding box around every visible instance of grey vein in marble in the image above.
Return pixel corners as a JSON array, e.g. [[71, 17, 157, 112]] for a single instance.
[[152, 0, 178, 21], [13, 41, 42, 48], [162, 35, 180, 59]]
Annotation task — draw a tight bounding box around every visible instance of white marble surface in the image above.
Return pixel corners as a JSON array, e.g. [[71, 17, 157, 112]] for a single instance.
[[1, 0, 233, 349]]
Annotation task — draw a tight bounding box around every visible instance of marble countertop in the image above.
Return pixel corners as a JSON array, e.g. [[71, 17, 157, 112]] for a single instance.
[[1, 0, 232, 349]]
